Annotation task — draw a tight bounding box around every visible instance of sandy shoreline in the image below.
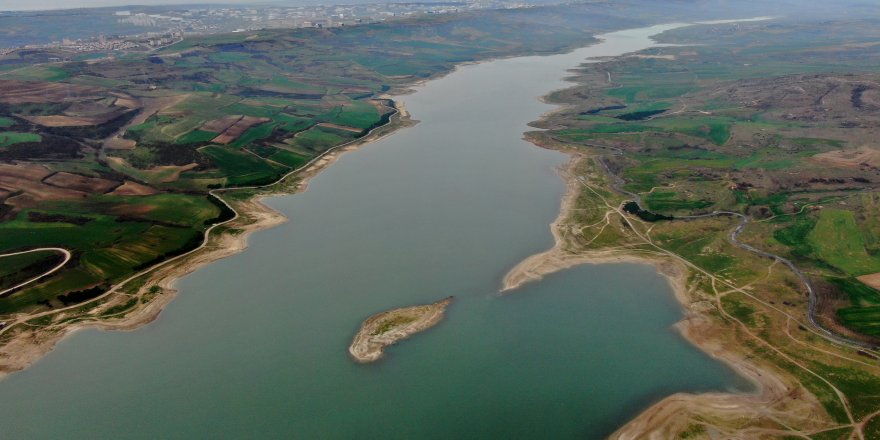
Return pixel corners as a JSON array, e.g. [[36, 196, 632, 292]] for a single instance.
[[502, 154, 829, 437]]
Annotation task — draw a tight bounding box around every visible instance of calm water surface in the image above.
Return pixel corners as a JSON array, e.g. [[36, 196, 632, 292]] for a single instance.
[[0, 24, 749, 439]]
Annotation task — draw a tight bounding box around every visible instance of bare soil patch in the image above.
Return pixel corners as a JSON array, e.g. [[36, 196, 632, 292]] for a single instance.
[[111, 93, 140, 109], [201, 115, 242, 133], [0, 80, 103, 104], [104, 137, 137, 150], [857, 272, 880, 290], [22, 115, 98, 127], [109, 180, 159, 196], [212, 116, 270, 145], [316, 122, 362, 133], [155, 163, 198, 183], [812, 146, 880, 169], [43, 172, 119, 193], [109, 203, 154, 217], [0, 163, 53, 181], [0, 164, 88, 207]]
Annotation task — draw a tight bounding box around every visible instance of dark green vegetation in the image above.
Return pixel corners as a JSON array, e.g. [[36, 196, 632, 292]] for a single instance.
[[622, 201, 673, 222], [0, 251, 63, 292], [0, 132, 40, 148]]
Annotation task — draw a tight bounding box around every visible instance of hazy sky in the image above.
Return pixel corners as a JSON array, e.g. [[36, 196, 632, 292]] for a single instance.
[[2, 1, 280, 12]]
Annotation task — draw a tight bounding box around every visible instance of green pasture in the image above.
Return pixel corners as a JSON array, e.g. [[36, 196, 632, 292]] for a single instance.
[[0, 132, 40, 147], [285, 126, 352, 153], [201, 145, 287, 186], [808, 209, 880, 276]]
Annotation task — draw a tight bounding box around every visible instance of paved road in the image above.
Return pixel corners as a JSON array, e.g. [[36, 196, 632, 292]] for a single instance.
[[0, 248, 72, 298]]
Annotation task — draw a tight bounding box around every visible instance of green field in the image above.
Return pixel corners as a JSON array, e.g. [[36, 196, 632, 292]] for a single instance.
[[318, 102, 381, 130], [286, 126, 353, 153], [176, 129, 218, 145], [230, 123, 277, 149], [0, 251, 62, 292], [201, 146, 288, 186], [0, 132, 40, 147], [808, 209, 880, 276], [645, 191, 714, 212], [268, 149, 310, 168], [539, 14, 880, 345]]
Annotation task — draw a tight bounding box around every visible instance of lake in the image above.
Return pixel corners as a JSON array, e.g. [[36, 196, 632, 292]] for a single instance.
[[0, 24, 749, 439]]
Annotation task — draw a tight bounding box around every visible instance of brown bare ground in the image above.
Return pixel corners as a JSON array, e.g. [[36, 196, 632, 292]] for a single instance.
[[0, 164, 88, 205], [212, 134, 239, 145], [0, 80, 102, 104], [0, 175, 86, 208], [111, 93, 140, 109], [156, 163, 198, 183], [0, 163, 53, 181], [811, 146, 880, 168], [612, 312, 827, 440], [64, 101, 120, 117], [212, 116, 270, 145], [134, 96, 186, 125], [43, 172, 119, 193], [317, 122, 362, 133], [109, 181, 159, 196], [109, 203, 154, 217], [857, 272, 880, 290], [21, 110, 127, 128], [201, 115, 242, 133], [104, 137, 137, 150]]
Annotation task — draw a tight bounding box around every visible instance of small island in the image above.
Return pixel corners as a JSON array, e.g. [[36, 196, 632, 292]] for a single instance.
[[349, 296, 454, 363]]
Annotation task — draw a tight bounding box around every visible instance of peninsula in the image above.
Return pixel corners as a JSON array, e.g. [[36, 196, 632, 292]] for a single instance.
[[349, 297, 453, 363]]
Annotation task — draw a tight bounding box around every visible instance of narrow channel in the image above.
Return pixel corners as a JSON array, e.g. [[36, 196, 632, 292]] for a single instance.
[[0, 24, 749, 439]]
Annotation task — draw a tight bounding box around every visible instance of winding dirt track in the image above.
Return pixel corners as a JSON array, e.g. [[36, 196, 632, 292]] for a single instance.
[[592, 151, 878, 352], [557, 158, 865, 437], [0, 248, 71, 298]]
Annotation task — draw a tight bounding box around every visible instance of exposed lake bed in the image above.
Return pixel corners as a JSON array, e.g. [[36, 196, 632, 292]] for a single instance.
[[0, 24, 752, 439]]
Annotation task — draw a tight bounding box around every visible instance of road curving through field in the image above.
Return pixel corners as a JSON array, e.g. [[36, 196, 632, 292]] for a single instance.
[[0, 248, 71, 298]]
